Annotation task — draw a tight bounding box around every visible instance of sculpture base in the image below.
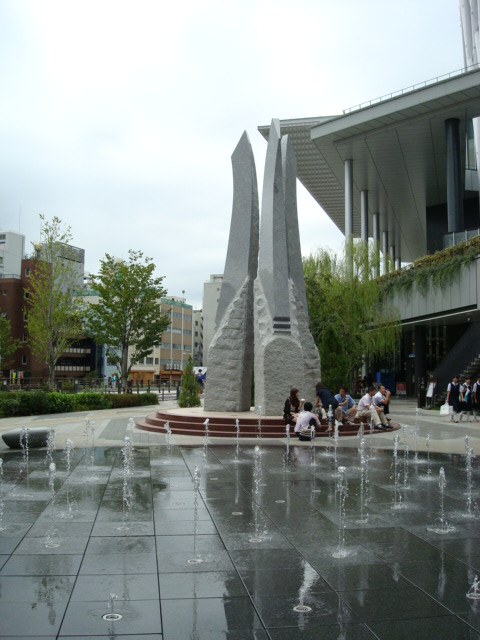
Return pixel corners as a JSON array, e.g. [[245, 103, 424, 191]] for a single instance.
[[136, 407, 400, 438]]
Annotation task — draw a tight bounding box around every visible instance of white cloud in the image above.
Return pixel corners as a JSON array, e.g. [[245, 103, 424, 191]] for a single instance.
[[0, 0, 464, 306]]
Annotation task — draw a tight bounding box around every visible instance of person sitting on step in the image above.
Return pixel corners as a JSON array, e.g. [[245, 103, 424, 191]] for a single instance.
[[283, 388, 304, 426], [334, 386, 357, 424], [295, 401, 320, 437], [357, 386, 389, 429]]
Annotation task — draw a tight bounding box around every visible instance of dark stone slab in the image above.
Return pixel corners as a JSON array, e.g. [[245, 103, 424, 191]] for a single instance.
[[2, 427, 53, 449]]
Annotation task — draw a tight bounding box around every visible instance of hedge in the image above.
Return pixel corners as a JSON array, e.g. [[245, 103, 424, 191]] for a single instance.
[[0, 391, 158, 418]]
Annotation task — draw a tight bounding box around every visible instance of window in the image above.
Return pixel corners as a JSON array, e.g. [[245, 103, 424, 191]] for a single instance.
[[23, 334, 27, 342], [22, 355, 27, 365], [24, 291, 29, 299], [25, 267, 31, 277], [0, 233, 5, 242], [1, 312, 6, 318], [0, 257, 3, 266], [155, 358, 159, 365], [2, 290, 6, 296], [146, 357, 153, 365]]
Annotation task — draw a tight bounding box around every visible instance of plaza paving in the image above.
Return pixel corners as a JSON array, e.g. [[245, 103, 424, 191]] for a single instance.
[[0, 399, 480, 638]]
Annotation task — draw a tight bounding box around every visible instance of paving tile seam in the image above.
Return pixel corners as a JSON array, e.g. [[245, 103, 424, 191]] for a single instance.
[[177, 445, 274, 638], [55, 447, 117, 638]]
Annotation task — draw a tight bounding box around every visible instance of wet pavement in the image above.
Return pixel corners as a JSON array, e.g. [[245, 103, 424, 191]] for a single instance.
[[0, 402, 479, 638]]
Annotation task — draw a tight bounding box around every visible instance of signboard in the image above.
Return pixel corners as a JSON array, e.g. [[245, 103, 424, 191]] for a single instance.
[[396, 382, 407, 396]]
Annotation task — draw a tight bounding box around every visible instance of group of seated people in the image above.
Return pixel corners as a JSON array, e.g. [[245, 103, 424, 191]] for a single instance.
[[283, 381, 393, 434]]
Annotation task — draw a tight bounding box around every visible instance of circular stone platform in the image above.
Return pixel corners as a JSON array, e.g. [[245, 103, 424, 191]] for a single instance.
[[135, 406, 400, 438]]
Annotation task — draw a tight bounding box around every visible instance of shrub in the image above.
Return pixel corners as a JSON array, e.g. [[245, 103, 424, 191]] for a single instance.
[[73, 392, 110, 412], [108, 393, 158, 409], [178, 356, 201, 408], [0, 391, 75, 417], [0, 390, 158, 417]]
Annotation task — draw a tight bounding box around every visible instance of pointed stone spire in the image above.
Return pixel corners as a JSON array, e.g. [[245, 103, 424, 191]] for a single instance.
[[204, 132, 259, 412]]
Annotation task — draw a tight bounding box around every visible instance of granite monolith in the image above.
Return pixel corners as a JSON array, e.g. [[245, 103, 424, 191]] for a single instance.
[[203, 132, 259, 411], [254, 120, 321, 415]]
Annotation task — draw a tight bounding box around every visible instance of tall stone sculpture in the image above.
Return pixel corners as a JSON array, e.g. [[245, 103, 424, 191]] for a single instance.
[[254, 120, 321, 415], [203, 132, 259, 411]]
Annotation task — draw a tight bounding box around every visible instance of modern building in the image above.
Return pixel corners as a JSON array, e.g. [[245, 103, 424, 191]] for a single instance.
[[193, 308, 203, 366], [202, 274, 223, 365], [258, 65, 480, 397], [0, 231, 25, 278], [0, 231, 95, 382], [126, 296, 193, 386]]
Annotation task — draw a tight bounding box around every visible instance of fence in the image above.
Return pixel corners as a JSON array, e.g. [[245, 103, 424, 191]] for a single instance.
[[1, 377, 179, 399]]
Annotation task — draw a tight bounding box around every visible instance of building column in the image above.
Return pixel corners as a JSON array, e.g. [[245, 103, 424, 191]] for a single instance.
[[414, 325, 426, 400], [345, 159, 353, 243], [445, 118, 464, 233], [360, 190, 368, 278], [372, 212, 380, 278], [360, 190, 368, 242], [382, 230, 388, 275], [389, 243, 395, 266]]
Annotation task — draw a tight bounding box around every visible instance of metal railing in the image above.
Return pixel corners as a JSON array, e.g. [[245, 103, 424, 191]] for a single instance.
[[443, 228, 480, 249], [433, 322, 480, 395], [343, 63, 480, 115]]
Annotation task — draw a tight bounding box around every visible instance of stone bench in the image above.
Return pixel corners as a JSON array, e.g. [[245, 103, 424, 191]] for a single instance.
[[2, 427, 53, 449]]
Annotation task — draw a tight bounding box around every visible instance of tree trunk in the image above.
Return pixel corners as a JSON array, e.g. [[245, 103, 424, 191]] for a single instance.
[[121, 348, 129, 392], [48, 362, 55, 391]]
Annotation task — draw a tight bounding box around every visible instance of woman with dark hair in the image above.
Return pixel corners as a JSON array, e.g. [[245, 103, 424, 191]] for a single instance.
[[283, 388, 304, 425]]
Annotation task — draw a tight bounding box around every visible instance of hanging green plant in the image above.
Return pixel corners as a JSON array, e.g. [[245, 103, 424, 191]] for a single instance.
[[379, 235, 480, 300]]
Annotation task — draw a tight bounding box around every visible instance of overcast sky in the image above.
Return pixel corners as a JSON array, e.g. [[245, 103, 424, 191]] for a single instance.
[[0, 0, 464, 307]]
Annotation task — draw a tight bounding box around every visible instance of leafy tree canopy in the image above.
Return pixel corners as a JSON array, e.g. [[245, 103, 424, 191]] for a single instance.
[[86, 250, 170, 388], [0, 317, 21, 373], [26, 215, 84, 389], [303, 241, 401, 393]]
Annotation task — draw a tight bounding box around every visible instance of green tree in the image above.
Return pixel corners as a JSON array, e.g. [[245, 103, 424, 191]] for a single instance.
[[0, 317, 21, 374], [178, 356, 201, 408], [303, 241, 400, 392], [26, 215, 84, 390], [86, 250, 170, 389]]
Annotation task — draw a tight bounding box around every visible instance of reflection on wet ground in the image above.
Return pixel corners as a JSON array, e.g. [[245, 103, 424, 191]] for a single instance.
[[0, 438, 480, 638]]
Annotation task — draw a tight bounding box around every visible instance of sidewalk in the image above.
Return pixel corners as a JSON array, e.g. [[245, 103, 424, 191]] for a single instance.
[[1, 397, 479, 455]]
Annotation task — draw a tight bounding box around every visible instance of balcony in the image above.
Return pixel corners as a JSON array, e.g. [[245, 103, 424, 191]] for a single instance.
[[379, 236, 480, 323]]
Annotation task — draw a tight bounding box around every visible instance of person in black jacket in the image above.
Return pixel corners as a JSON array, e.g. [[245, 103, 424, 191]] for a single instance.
[[315, 381, 342, 424]]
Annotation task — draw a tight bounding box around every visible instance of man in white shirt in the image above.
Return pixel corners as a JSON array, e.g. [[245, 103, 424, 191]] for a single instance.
[[295, 401, 320, 436], [357, 386, 388, 428], [374, 385, 391, 422]]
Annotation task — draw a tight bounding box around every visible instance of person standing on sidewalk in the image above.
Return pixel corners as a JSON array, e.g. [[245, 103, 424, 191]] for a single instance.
[[460, 377, 473, 421], [473, 374, 480, 422], [446, 374, 461, 423]]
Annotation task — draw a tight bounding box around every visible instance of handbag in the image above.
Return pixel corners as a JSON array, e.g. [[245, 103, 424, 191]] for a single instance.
[[440, 403, 451, 416]]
